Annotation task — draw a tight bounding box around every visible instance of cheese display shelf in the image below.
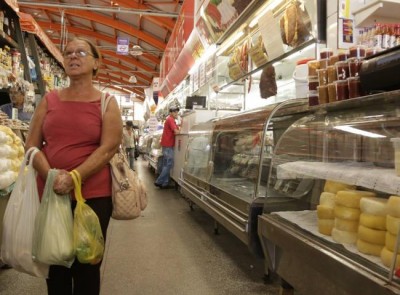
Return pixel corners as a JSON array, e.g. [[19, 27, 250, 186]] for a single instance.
[[180, 98, 309, 254], [258, 90, 400, 295]]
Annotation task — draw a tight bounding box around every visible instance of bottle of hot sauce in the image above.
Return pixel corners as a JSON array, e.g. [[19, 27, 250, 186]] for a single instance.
[[373, 23, 382, 49]]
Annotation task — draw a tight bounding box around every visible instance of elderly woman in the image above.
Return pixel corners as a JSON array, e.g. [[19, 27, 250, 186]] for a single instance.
[[25, 37, 123, 295]]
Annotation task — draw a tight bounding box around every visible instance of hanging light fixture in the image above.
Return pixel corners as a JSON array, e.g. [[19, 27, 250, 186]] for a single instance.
[[129, 75, 137, 83], [130, 45, 143, 56]]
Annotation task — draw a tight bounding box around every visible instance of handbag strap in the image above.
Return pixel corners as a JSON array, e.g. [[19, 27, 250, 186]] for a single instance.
[[100, 92, 112, 118]]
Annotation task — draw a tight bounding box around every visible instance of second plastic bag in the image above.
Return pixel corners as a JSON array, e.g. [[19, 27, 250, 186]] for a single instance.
[[70, 170, 104, 264], [32, 169, 75, 267]]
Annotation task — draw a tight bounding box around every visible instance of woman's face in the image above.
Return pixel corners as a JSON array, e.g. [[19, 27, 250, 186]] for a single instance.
[[10, 91, 24, 108], [63, 40, 98, 78]]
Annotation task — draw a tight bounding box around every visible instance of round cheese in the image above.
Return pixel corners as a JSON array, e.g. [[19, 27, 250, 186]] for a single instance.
[[334, 205, 361, 221], [387, 196, 400, 218], [332, 228, 357, 244], [381, 247, 400, 268], [386, 214, 400, 236], [359, 213, 386, 231], [319, 192, 336, 207], [358, 225, 385, 245], [334, 218, 359, 232], [318, 219, 334, 236], [335, 190, 376, 208], [317, 205, 335, 219], [359, 197, 388, 216], [357, 239, 383, 256], [385, 232, 400, 253], [324, 180, 355, 194]]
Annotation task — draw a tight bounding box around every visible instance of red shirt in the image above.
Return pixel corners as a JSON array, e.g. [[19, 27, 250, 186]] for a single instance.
[[37, 90, 111, 200], [160, 115, 178, 147]]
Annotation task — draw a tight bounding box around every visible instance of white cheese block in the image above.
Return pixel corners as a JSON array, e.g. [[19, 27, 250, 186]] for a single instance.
[[358, 225, 385, 245], [381, 247, 400, 268], [386, 214, 400, 235], [332, 228, 358, 244], [360, 197, 388, 216], [318, 219, 334, 236], [385, 232, 400, 253], [359, 213, 386, 231], [357, 239, 384, 256], [317, 205, 335, 219], [334, 218, 359, 232], [319, 192, 336, 207], [335, 190, 376, 209], [387, 196, 400, 218], [334, 205, 361, 221], [324, 180, 356, 194]]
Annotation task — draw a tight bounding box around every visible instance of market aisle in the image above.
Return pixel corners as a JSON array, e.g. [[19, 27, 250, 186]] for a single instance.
[[0, 157, 279, 295]]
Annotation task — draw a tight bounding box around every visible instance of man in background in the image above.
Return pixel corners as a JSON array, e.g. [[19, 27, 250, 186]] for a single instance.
[[154, 106, 180, 189], [0, 84, 32, 122]]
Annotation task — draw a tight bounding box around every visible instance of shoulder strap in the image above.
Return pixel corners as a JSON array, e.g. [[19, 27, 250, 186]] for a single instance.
[[100, 92, 112, 118]]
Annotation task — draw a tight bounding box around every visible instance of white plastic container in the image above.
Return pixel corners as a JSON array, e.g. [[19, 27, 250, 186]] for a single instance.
[[391, 138, 400, 176], [293, 63, 308, 98]]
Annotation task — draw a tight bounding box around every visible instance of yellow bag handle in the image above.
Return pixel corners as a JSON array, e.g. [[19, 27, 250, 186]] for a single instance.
[[70, 170, 85, 203]]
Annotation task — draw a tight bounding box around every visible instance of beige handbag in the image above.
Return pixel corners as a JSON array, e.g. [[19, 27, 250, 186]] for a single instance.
[[101, 93, 148, 220]]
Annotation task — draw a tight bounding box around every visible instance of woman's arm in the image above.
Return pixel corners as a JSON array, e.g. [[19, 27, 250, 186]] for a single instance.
[[25, 95, 51, 180], [73, 96, 123, 182]]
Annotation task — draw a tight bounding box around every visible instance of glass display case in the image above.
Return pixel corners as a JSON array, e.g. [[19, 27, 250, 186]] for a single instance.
[[180, 98, 309, 254], [258, 90, 400, 295], [145, 130, 163, 174]]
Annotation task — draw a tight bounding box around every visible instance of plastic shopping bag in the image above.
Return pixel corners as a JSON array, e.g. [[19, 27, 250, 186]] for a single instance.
[[70, 170, 104, 264], [1, 147, 49, 277], [32, 169, 75, 267]]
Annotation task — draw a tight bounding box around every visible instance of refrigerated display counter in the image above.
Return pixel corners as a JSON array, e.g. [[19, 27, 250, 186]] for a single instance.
[[258, 90, 400, 295], [180, 98, 309, 256], [145, 130, 163, 174]]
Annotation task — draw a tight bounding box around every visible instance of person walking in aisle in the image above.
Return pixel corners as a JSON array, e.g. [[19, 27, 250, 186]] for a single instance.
[[154, 106, 180, 189], [122, 120, 138, 170], [25, 37, 123, 295]]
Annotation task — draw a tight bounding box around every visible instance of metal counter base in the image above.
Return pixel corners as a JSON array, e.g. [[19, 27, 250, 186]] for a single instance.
[[258, 214, 400, 295]]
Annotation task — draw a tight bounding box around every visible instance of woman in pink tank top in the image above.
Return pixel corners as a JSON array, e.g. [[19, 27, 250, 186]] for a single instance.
[[25, 37, 123, 295]]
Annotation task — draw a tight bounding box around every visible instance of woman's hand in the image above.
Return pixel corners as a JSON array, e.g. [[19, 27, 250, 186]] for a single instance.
[[53, 169, 74, 195]]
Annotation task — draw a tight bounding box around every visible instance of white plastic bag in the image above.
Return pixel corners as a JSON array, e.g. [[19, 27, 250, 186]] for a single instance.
[[1, 147, 49, 278], [32, 169, 75, 268]]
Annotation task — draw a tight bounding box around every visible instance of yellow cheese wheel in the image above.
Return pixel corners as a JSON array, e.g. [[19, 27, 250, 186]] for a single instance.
[[318, 219, 334, 236], [381, 247, 400, 268], [386, 214, 400, 235], [334, 205, 361, 221], [334, 218, 359, 232], [332, 228, 358, 244], [335, 190, 376, 208], [317, 205, 335, 219], [358, 225, 385, 245], [359, 213, 386, 231], [385, 232, 400, 254], [357, 239, 384, 256], [324, 180, 355, 194], [359, 197, 388, 216], [319, 192, 336, 207], [387, 196, 400, 218]]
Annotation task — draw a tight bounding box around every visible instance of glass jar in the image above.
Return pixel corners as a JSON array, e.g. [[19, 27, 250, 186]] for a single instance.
[[335, 80, 349, 100]]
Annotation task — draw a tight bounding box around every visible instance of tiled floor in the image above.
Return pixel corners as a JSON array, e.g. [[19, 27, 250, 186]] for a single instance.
[[0, 157, 280, 295]]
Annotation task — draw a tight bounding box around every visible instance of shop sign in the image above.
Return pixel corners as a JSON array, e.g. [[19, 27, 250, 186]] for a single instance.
[[117, 37, 129, 55]]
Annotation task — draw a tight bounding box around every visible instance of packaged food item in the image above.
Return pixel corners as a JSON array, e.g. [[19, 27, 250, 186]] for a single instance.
[[308, 91, 319, 106], [327, 66, 337, 83], [349, 45, 366, 58], [320, 48, 333, 59], [348, 58, 362, 77], [348, 77, 361, 99], [307, 60, 319, 76], [336, 61, 349, 80], [317, 85, 328, 104], [308, 76, 318, 91], [327, 83, 336, 103], [335, 80, 349, 100]]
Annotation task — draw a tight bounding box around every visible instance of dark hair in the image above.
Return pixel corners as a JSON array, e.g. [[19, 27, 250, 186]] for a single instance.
[[65, 37, 102, 77], [126, 121, 133, 127]]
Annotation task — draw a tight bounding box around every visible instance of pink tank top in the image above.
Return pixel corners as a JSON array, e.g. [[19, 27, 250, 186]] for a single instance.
[[37, 90, 111, 200]]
